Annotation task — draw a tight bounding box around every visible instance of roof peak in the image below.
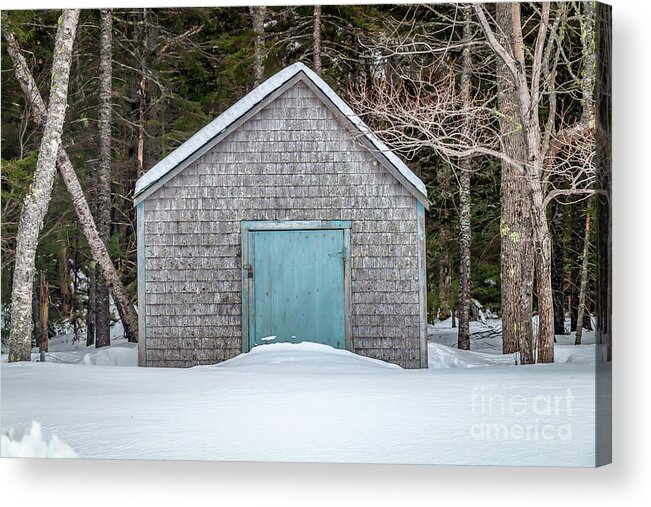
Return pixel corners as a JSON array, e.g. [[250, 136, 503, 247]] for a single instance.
[[134, 62, 428, 205]]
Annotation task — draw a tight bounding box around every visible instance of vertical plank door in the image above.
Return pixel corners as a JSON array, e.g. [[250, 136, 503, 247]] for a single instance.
[[251, 229, 346, 349]]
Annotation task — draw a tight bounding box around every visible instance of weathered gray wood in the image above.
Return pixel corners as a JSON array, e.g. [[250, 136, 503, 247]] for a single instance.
[[417, 202, 429, 368], [137, 202, 146, 366], [134, 73, 305, 204], [134, 70, 428, 208], [141, 80, 425, 368]]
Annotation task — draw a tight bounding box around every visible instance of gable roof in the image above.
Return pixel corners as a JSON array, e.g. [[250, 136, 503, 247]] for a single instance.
[[133, 62, 429, 208]]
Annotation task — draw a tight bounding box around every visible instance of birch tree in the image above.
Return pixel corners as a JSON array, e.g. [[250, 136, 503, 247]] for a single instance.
[[2, 14, 140, 345], [7, 10, 80, 361]]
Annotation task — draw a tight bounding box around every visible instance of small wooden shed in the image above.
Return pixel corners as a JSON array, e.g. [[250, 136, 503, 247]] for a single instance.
[[134, 62, 430, 369]]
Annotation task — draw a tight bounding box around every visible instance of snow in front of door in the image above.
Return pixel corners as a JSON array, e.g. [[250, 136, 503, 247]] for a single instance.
[[1, 322, 605, 466]]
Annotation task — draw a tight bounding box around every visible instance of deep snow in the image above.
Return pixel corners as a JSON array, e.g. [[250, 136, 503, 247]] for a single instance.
[[0, 320, 607, 466], [1, 420, 78, 458]]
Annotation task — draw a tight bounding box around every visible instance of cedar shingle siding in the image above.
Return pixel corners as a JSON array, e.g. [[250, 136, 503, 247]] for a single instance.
[[139, 77, 427, 368]]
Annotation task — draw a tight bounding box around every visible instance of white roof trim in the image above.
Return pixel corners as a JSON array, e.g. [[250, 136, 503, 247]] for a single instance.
[[134, 62, 428, 202]]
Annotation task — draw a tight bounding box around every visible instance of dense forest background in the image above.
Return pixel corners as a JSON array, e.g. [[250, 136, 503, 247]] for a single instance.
[[0, 4, 607, 357]]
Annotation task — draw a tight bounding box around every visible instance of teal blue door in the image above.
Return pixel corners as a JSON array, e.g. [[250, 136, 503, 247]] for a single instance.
[[247, 227, 347, 350]]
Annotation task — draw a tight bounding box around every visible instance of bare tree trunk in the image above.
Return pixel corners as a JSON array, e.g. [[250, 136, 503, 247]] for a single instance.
[[71, 235, 82, 340], [478, 2, 555, 363], [2, 15, 139, 343], [6, 10, 80, 362], [86, 261, 96, 346], [531, 199, 555, 363], [580, 1, 596, 125], [313, 5, 322, 76], [509, 2, 536, 365], [572, 0, 597, 336], [550, 197, 566, 334], [457, 160, 471, 350], [57, 235, 73, 318], [59, 138, 137, 342], [519, 234, 535, 363], [495, 3, 533, 360], [95, 9, 113, 348], [536, 3, 594, 363], [86, 148, 98, 346], [38, 272, 49, 353], [132, 10, 151, 179], [570, 199, 588, 332], [136, 75, 147, 178], [86, 156, 97, 346], [250, 6, 266, 86], [575, 203, 592, 345], [438, 227, 453, 321], [433, 160, 454, 321], [32, 278, 39, 350], [457, 5, 473, 351]]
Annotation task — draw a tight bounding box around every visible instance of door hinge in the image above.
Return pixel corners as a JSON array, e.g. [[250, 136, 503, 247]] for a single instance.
[[244, 264, 254, 279], [328, 248, 348, 259]]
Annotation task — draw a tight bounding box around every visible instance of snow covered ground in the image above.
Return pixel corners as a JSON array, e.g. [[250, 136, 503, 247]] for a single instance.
[[1, 333, 137, 367], [1, 420, 78, 458], [1, 319, 608, 466]]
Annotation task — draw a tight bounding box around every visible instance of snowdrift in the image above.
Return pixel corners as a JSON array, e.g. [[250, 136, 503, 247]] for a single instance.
[[1, 421, 77, 458], [82, 344, 137, 366], [427, 342, 518, 368], [214, 341, 402, 372], [1, 329, 603, 465]]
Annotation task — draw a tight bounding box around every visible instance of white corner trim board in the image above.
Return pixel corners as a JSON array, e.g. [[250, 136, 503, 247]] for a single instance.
[[133, 62, 428, 205]]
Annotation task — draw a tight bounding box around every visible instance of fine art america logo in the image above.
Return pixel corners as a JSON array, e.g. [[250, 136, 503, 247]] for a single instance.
[[470, 386, 574, 441]]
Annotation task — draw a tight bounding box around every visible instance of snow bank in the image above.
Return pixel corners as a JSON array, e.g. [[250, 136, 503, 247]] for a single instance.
[[428, 342, 517, 368], [214, 341, 402, 372], [0, 320, 605, 465], [1, 336, 603, 465], [1, 338, 138, 366], [1, 421, 77, 458], [427, 341, 599, 368], [82, 344, 137, 366]]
